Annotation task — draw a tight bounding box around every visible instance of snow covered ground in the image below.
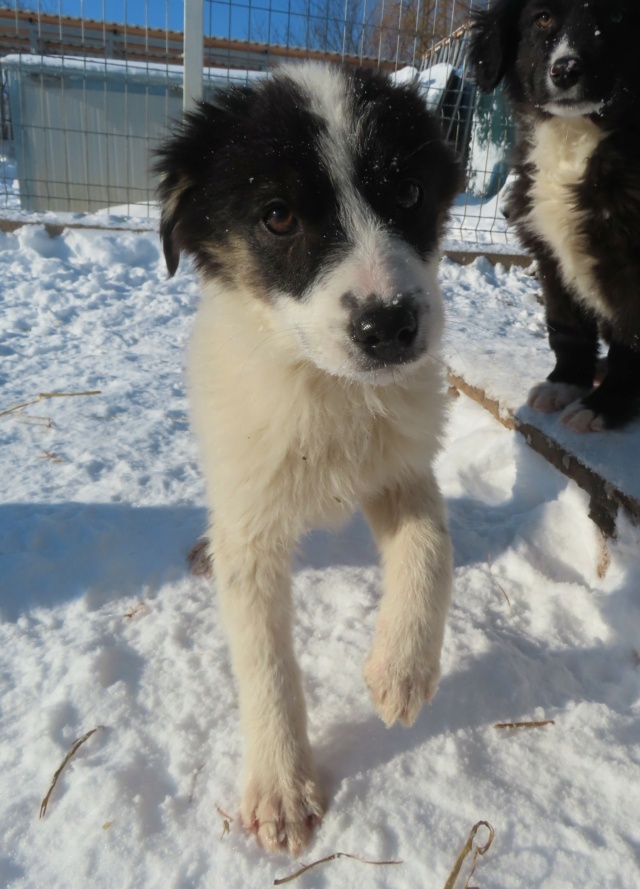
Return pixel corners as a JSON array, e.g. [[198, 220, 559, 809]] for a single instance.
[[1, 226, 640, 888]]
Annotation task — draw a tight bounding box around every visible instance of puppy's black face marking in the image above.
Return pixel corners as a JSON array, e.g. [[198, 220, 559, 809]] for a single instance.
[[348, 69, 461, 258], [471, 0, 640, 122], [155, 77, 343, 297], [155, 64, 461, 381], [155, 68, 459, 298]]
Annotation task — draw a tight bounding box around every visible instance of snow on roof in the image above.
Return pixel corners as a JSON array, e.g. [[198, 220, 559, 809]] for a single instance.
[[0, 53, 263, 86]]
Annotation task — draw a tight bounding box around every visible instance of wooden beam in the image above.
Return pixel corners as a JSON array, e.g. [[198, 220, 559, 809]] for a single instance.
[[448, 373, 640, 536]]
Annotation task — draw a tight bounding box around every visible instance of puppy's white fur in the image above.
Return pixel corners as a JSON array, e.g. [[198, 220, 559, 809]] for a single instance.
[[158, 63, 458, 857], [188, 276, 452, 855], [274, 233, 443, 382]]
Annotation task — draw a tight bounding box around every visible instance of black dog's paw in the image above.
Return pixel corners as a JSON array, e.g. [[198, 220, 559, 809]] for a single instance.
[[527, 381, 590, 414], [559, 389, 640, 432], [559, 401, 606, 433]]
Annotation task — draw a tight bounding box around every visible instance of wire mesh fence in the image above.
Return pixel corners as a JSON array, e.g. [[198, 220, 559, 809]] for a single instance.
[[0, 0, 517, 245]]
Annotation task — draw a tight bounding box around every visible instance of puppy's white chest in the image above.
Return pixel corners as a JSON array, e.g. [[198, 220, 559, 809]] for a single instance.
[[523, 117, 610, 316]]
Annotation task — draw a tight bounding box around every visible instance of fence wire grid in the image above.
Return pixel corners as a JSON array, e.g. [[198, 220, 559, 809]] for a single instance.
[[0, 0, 517, 245]]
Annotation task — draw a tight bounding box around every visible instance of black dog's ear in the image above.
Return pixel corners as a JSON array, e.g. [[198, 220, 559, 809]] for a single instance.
[[469, 0, 522, 93]]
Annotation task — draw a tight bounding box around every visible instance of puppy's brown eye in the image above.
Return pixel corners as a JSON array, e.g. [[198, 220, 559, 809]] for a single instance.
[[397, 179, 423, 210], [534, 10, 554, 28], [263, 203, 298, 236]]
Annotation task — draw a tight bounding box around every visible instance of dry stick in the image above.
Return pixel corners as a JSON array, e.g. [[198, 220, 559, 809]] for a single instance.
[[40, 451, 65, 463], [0, 390, 101, 418], [487, 554, 511, 609], [274, 852, 403, 886], [39, 726, 104, 818], [16, 415, 53, 428], [443, 821, 495, 889], [214, 803, 233, 839], [494, 720, 555, 730], [123, 601, 149, 620], [214, 804, 233, 821]]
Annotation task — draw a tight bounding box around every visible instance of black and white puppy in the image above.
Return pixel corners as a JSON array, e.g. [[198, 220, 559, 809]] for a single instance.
[[470, 0, 640, 431], [155, 63, 460, 855]]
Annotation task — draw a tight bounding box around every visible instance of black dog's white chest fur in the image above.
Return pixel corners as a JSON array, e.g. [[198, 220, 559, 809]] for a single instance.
[[522, 116, 608, 317]]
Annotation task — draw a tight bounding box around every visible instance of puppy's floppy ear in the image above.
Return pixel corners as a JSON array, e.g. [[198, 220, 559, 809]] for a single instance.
[[153, 96, 239, 277], [154, 111, 203, 277], [156, 168, 189, 278], [469, 0, 522, 93]]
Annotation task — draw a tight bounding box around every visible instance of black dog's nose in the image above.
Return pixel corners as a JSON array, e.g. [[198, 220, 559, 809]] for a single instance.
[[351, 301, 418, 363], [549, 56, 583, 90]]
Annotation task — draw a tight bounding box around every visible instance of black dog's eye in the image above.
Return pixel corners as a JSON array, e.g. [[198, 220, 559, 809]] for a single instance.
[[610, 9, 623, 23], [534, 10, 554, 28], [263, 202, 298, 236], [397, 179, 423, 210]]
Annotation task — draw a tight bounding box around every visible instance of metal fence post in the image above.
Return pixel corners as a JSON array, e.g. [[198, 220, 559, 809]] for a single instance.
[[183, 0, 204, 113]]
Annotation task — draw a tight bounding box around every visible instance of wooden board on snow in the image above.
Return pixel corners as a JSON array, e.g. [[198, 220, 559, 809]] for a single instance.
[[447, 372, 640, 537]]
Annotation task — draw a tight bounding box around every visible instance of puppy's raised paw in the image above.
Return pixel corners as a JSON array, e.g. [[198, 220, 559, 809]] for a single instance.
[[242, 774, 325, 857], [364, 647, 440, 728]]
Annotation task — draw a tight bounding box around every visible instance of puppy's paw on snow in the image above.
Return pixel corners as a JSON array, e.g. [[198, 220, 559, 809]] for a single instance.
[[560, 402, 605, 433], [527, 381, 589, 413], [364, 648, 440, 728], [242, 774, 325, 857]]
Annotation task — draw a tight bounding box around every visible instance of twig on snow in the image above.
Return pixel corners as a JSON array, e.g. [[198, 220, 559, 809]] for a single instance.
[[487, 554, 511, 609], [39, 451, 65, 463], [443, 821, 495, 889], [215, 803, 233, 839], [123, 601, 149, 620], [39, 726, 105, 818], [494, 720, 555, 730], [16, 414, 53, 429], [0, 390, 101, 418], [274, 852, 402, 885]]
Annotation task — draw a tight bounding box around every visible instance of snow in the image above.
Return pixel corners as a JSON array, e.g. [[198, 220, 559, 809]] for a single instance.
[[440, 255, 640, 503], [1, 225, 639, 888], [392, 64, 455, 110], [0, 150, 20, 211]]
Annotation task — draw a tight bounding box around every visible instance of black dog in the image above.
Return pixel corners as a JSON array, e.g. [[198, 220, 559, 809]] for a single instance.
[[470, 0, 640, 431]]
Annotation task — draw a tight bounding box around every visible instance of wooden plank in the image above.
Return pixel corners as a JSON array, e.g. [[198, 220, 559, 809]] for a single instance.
[[444, 249, 532, 270], [448, 373, 640, 537]]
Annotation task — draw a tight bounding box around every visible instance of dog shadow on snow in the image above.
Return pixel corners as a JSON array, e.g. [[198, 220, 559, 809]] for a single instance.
[[3, 434, 639, 797], [310, 435, 640, 792], [0, 501, 207, 621]]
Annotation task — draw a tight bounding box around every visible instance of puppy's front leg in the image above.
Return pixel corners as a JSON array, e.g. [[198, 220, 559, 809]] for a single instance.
[[362, 473, 452, 727], [213, 528, 325, 856]]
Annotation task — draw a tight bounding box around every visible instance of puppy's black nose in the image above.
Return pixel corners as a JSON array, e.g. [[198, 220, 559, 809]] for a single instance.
[[351, 302, 418, 363], [549, 56, 583, 90]]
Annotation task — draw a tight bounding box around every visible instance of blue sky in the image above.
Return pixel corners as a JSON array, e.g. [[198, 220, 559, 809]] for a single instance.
[[53, 0, 312, 46], [57, 1, 210, 32]]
